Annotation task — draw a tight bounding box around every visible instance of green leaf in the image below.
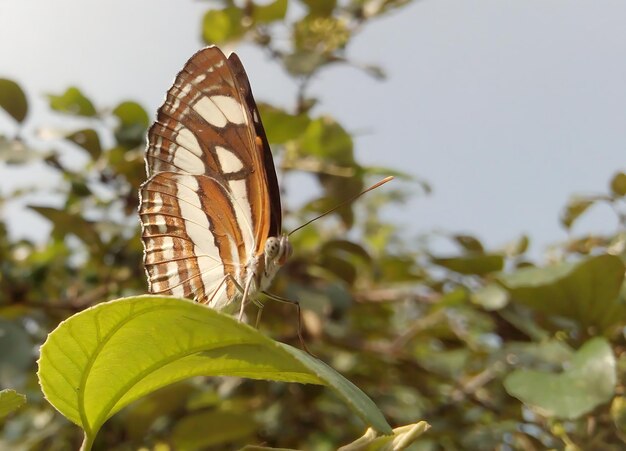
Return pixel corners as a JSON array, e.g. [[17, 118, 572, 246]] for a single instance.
[[38, 296, 391, 444], [0, 389, 27, 419], [610, 172, 626, 197], [453, 234, 484, 253], [172, 410, 257, 449], [504, 337, 616, 419], [432, 254, 504, 276], [498, 254, 626, 331], [112, 101, 149, 147], [560, 197, 594, 229], [253, 0, 288, 23], [202, 8, 244, 45], [0, 78, 28, 123], [258, 104, 311, 144], [65, 129, 102, 159], [48, 87, 96, 117]]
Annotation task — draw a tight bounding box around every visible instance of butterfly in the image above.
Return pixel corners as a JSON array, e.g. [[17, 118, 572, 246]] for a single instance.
[[138, 46, 291, 318]]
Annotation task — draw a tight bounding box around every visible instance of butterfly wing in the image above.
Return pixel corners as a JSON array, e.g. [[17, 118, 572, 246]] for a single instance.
[[139, 46, 280, 310]]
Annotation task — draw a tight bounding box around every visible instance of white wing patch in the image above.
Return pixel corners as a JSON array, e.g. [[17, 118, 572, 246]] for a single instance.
[[193, 95, 246, 128], [228, 179, 254, 254], [176, 176, 222, 263], [176, 127, 203, 157], [216, 146, 244, 173]]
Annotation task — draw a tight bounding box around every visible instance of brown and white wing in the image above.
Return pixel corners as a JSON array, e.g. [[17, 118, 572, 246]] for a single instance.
[[139, 46, 280, 310]]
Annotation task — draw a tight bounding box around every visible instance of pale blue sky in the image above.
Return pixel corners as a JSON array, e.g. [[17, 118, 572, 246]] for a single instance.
[[1, 0, 626, 256]]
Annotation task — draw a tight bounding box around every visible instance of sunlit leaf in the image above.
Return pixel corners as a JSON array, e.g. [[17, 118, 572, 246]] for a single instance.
[[252, 0, 288, 23], [66, 129, 102, 159], [48, 87, 96, 117], [0, 389, 26, 419], [38, 296, 392, 444], [498, 254, 626, 330], [610, 396, 626, 434], [0, 78, 28, 123], [336, 421, 430, 451], [202, 8, 244, 44], [504, 337, 616, 419]]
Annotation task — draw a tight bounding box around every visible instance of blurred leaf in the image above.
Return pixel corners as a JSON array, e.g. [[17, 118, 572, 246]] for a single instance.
[[560, 197, 594, 229], [471, 283, 509, 310], [498, 254, 626, 331], [259, 104, 311, 144], [299, 0, 336, 17], [122, 382, 196, 441], [0, 318, 34, 377], [283, 50, 328, 76], [0, 78, 28, 123], [252, 0, 288, 23], [202, 8, 244, 44], [38, 296, 392, 444], [610, 396, 626, 435], [171, 410, 257, 449], [504, 337, 616, 419], [112, 101, 149, 147], [610, 172, 626, 197], [48, 86, 96, 117], [294, 16, 349, 54], [453, 234, 484, 253], [0, 136, 48, 164], [321, 239, 372, 265], [28, 206, 103, 250], [361, 64, 386, 80], [299, 117, 354, 165], [504, 234, 529, 256], [0, 389, 26, 419], [318, 254, 357, 285], [65, 129, 102, 159], [432, 254, 504, 276]]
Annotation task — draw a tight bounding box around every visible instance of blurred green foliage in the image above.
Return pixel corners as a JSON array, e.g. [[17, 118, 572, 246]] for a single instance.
[[2, 0, 626, 449]]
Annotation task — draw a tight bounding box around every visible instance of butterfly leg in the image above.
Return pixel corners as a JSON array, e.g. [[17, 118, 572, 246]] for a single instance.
[[238, 276, 255, 321], [261, 291, 314, 356]]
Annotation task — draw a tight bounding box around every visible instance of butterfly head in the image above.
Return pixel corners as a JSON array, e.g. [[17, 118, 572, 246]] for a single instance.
[[265, 234, 292, 267]]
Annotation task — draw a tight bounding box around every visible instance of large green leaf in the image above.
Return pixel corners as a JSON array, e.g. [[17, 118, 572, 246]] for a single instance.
[[38, 296, 391, 446], [498, 254, 626, 330], [0, 389, 26, 419], [504, 337, 616, 419], [0, 78, 28, 123]]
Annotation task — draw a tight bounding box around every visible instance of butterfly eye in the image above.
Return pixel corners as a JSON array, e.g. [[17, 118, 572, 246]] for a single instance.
[[265, 237, 280, 260], [278, 239, 292, 266]]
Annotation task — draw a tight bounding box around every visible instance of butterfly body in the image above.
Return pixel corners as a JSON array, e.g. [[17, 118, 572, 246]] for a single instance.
[[139, 46, 288, 313]]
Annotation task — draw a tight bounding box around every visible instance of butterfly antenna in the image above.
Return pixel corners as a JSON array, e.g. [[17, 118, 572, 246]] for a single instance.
[[288, 176, 394, 236]]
